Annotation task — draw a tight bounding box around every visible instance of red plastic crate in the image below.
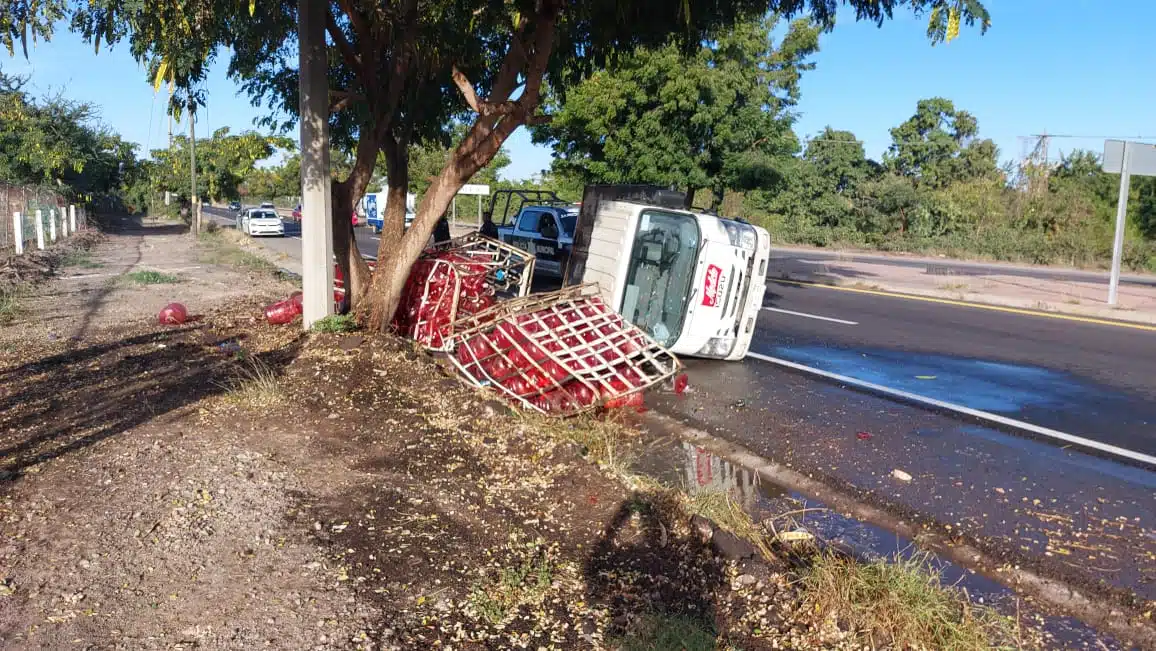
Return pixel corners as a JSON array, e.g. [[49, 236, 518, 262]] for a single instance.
[[448, 286, 681, 416]]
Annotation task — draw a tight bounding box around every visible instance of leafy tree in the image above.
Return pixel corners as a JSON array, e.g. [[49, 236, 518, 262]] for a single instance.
[[5, 0, 990, 329], [533, 16, 819, 210], [151, 128, 289, 202], [389, 124, 512, 201], [884, 97, 999, 188]]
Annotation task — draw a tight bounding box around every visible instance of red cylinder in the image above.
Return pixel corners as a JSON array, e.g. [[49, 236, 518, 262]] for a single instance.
[[158, 302, 188, 325], [265, 299, 299, 325]]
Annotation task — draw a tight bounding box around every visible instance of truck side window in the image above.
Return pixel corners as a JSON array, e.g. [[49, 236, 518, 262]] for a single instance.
[[538, 213, 559, 239], [517, 210, 542, 233]]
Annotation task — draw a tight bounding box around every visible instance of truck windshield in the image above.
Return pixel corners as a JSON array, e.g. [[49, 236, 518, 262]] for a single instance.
[[619, 210, 699, 347]]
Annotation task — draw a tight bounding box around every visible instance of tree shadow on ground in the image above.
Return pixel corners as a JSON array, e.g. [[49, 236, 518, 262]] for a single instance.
[[0, 324, 303, 484], [584, 491, 728, 648]]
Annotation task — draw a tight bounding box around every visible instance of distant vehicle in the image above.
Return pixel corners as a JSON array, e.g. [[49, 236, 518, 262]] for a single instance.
[[259, 201, 276, 209], [363, 191, 417, 234], [227, 201, 241, 211], [239, 208, 284, 237], [487, 189, 579, 277]]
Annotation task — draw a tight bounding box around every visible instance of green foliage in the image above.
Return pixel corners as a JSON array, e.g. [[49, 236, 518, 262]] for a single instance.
[[152, 127, 290, 203], [534, 15, 819, 209], [393, 123, 512, 201], [123, 270, 181, 285], [884, 97, 1000, 188], [614, 613, 718, 651], [309, 314, 358, 334]]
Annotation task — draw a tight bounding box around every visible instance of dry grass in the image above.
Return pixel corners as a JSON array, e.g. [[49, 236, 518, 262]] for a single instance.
[[467, 540, 556, 626], [197, 230, 278, 273], [531, 412, 639, 478], [0, 288, 19, 325], [223, 356, 287, 409], [800, 550, 1017, 650], [686, 489, 776, 559]]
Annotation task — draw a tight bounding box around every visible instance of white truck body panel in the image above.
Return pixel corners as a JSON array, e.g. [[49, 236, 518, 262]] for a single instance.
[[566, 186, 769, 361]]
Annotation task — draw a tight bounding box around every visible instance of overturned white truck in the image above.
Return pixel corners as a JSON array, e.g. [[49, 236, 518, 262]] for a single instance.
[[562, 185, 770, 361]]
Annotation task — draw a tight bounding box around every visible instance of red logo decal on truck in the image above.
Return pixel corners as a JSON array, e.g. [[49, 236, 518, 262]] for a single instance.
[[702, 264, 722, 307]]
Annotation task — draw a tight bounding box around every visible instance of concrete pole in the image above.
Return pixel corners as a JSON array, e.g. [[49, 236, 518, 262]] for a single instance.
[[1108, 141, 1132, 306], [34, 210, 45, 249], [13, 212, 23, 255], [70, 205, 76, 232], [49, 208, 57, 241], [298, 0, 335, 327], [189, 103, 200, 236], [59, 207, 68, 237]]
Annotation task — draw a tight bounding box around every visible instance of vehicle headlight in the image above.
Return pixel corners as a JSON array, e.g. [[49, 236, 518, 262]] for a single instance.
[[695, 336, 736, 358], [721, 222, 757, 251]]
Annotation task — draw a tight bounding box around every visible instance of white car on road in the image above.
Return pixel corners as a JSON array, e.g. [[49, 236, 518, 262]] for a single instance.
[[239, 208, 285, 237]]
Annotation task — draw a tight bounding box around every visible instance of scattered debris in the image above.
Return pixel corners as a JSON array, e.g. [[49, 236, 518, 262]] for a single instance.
[[892, 468, 913, 482], [856, 431, 873, 440]]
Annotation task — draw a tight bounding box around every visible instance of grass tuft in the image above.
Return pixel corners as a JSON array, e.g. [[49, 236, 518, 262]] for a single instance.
[[468, 540, 555, 626], [800, 550, 1015, 651], [615, 613, 719, 651], [223, 356, 286, 409], [60, 249, 102, 268], [0, 289, 19, 325], [310, 314, 359, 333], [124, 270, 181, 285], [686, 489, 776, 559]]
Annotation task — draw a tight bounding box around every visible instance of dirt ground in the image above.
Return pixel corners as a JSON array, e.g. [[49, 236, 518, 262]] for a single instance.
[[0, 219, 887, 650]]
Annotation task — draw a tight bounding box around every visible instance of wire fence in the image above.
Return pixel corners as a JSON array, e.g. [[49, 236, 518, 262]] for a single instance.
[[0, 182, 90, 255]]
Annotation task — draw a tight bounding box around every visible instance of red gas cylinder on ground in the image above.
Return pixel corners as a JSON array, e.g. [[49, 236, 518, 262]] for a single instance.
[[264, 298, 301, 325], [158, 302, 188, 325]]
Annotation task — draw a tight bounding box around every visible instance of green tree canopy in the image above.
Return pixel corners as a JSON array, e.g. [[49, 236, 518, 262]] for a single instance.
[[884, 97, 1000, 188], [152, 127, 290, 202], [533, 15, 821, 210]]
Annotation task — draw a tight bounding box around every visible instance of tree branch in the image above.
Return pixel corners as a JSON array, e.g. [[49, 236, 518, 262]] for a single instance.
[[325, 8, 362, 73], [329, 90, 365, 114], [452, 66, 518, 117]]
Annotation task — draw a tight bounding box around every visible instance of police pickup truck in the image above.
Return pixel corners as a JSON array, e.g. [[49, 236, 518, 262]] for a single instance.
[[489, 190, 579, 277]]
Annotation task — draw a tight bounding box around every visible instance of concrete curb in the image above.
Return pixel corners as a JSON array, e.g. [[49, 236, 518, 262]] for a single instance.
[[634, 409, 1156, 650], [780, 274, 1156, 327]]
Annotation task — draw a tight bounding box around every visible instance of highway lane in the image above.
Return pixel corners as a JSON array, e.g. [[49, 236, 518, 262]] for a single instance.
[[758, 280, 1156, 456], [773, 246, 1156, 287]]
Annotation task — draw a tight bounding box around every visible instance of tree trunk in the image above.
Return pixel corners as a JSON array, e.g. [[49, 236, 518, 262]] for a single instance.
[[684, 187, 696, 210], [333, 133, 380, 313], [361, 0, 562, 332], [362, 138, 411, 329]]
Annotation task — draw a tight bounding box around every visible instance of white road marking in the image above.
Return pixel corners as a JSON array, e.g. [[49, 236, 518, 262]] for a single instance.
[[746, 351, 1156, 468], [763, 306, 858, 325]]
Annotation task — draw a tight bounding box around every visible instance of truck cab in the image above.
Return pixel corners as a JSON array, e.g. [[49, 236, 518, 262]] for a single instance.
[[495, 204, 578, 277], [564, 185, 770, 361]]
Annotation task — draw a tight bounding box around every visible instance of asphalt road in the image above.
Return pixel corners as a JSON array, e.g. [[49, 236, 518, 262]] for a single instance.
[[758, 280, 1156, 456], [773, 246, 1156, 287]]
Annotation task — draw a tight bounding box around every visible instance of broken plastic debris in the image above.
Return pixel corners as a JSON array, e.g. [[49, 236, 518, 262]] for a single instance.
[[915, 375, 937, 380], [265, 295, 303, 325], [892, 469, 913, 482], [673, 373, 689, 395], [158, 302, 188, 325], [776, 530, 815, 543], [856, 431, 872, 440]]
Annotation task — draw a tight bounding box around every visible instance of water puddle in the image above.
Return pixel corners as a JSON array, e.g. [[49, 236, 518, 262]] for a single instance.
[[630, 433, 1131, 649]]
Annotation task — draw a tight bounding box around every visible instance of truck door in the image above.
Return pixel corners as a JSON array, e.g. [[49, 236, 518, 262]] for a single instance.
[[513, 210, 564, 276]]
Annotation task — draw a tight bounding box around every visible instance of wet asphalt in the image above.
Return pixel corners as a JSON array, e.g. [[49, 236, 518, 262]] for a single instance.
[[651, 279, 1156, 614]]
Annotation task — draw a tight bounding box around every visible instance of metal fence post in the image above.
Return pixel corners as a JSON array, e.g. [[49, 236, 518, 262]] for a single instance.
[[13, 211, 22, 255], [35, 209, 45, 249], [70, 205, 77, 232]]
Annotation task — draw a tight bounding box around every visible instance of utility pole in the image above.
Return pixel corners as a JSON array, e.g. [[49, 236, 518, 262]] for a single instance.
[[298, 0, 335, 327], [165, 85, 174, 207], [189, 99, 199, 236]]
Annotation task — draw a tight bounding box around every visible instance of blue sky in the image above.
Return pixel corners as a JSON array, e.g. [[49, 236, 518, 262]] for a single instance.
[[4, 0, 1154, 181]]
